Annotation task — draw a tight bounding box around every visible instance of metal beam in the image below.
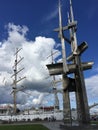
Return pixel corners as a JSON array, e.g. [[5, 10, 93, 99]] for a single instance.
[[46, 62, 94, 75], [54, 21, 77, 32], [67, 42, 88, 61]]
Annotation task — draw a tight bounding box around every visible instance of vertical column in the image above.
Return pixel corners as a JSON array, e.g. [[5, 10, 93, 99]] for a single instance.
[[75, 56, 90, 124], [62, 74, 72, 124], [59, 1, 71, 124], [69, 0, 90, 124], [58, 0, 69, 73]]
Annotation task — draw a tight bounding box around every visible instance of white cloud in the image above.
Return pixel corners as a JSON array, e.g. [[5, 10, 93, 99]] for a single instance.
[[0, 23, 60, 109], [32, 93, 44, 105], [69, 74, 98, 110], [85, 74, 98, 104], [46, 8, 58, 21], [90, 106, 98, 114], [85, 74, 98, 100], [0, 42, 2, 46], [42, 6, 58, 22]]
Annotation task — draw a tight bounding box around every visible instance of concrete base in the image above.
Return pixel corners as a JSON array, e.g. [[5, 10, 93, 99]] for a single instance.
[[60, 124, 98, 130]]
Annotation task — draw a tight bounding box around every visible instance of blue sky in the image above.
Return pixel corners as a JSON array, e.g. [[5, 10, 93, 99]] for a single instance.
[[0, 0, 98, 112], [0, 0, 98, 65]]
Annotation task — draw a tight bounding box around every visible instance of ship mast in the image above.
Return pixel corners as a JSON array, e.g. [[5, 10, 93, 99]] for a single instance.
[[11, 48, 26, 114], [51, 50, 60, 110]]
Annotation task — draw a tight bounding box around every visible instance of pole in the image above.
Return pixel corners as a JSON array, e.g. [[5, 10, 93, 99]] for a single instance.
[[13, 48, 18, 114], [58, 0, 69, 73], [12, 48, 25, 115], [62, 74, 72, 124], [69, 0, 78, 55], [59, 0, 71, 124], [68, 0, 90, 124]]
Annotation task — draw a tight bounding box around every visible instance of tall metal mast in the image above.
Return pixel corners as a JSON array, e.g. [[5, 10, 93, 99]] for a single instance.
[[69, 0, 77, 55], [68, 0, 90, 124], [58, 0, 69, 73], [11, 48, 26, 114], [58, 0, 72, 124]]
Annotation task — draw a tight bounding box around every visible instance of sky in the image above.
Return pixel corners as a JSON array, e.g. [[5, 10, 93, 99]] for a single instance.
[[0, 0, 98, 114]]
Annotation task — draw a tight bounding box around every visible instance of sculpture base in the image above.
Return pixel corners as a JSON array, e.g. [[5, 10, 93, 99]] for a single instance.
[[60, 124, 98, 130]]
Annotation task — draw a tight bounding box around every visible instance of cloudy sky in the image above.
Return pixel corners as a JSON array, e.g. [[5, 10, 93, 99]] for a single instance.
[[0, 0, 98, 113]]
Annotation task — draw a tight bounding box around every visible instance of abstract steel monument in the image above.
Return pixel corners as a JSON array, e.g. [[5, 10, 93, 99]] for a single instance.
[[46, 0, 94, 125]]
